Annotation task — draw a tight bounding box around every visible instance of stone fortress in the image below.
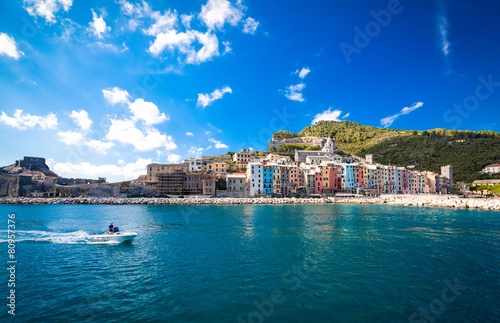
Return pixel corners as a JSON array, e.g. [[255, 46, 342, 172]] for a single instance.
[[267, 136, 336, 152]]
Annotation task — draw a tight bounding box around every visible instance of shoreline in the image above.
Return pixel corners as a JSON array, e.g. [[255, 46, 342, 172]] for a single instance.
[[1, 195, 499, 211]]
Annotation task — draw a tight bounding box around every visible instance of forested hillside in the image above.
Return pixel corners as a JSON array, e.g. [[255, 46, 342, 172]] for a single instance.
[[272, 121, 500, 183]]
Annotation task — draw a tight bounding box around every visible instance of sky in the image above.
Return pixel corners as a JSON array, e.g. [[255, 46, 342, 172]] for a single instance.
[[1, 0, 500, 182]]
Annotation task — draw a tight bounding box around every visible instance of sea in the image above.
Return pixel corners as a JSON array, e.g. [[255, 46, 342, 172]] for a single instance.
[[0, 204, 498, 322]]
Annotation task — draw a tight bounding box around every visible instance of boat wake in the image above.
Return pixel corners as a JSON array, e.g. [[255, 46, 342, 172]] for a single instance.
[[0, 230, 120, 244]]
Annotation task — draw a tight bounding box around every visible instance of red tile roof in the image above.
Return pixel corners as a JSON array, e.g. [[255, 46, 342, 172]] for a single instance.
[[484, 164, 500, 168]]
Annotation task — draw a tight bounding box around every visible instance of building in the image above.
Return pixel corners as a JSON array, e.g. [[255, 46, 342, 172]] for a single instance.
[[226, 174, 247, 198], [187, 158, 205, 172], [146, 163, 189, 184], [233, 149, 252, 167], [305, 155, 342, 165], [267, 136, 336, 152], [365, 154, 374, 164], [481, 163, 500, 174], [247, 163, 264, 196], [441, 165, 453, 189], [472, 179, 500, 186], [206, 162, 228, 175]]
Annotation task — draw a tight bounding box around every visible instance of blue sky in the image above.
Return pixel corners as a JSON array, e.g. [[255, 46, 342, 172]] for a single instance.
[[1, 0, 500, 182]]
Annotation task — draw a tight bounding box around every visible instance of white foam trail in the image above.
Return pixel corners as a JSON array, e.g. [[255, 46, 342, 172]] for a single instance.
[[0, 230, 91, 244]]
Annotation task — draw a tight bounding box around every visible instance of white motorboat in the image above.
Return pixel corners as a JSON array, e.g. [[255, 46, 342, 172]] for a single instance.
[[89, 231, 137, 243]]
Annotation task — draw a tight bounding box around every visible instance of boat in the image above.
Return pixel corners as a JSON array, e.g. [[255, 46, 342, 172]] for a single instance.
[[89, 231, 137, 243]]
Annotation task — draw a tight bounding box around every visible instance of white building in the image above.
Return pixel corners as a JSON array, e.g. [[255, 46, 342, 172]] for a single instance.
[[247, 163, 264, 196], [481, 163, 500, 174]]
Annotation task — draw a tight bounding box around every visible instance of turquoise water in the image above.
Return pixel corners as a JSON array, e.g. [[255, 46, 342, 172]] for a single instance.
[[0, 204, 499, 322]]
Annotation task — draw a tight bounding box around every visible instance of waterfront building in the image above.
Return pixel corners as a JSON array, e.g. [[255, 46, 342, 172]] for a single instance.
[[263, 165, 273, 195], [441, 165, 454, 188], [146, 162, 189, 184], [247, 163, 264, 196], [226, 174, 247, 198]]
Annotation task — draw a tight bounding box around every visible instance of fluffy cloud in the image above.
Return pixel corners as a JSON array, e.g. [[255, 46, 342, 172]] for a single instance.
[[197, 86, 232, 108], [243, 17, 259, 34], [144, 9, 177, 36], [185, 132, 194, 136], [189, 146, 205, 156], [105, 118, 177, 152], [148, 29, 219, 64], [0, 109, 58, 130], [381, 102, 424, 128], [295, 67, 310, 79], [284, 83, 305, 102], [167, 153, 182, 163], [312, 108, 344, 124], [128, 99, 169, 125], [89, 9, 110, 38], [23, 0, 73, 23], [0, 33, 24, 60], [181, 14, 194, 28], [53, 157, 151, 181], [199, 0, 243, 30], [69, 109, 92, 131], [102, 87, 131, 105], [209, 138, 228, 149], [57, 130, 115, 155]]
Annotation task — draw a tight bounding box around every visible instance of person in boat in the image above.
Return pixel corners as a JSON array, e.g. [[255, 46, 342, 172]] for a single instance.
[[109, 222, 114, 235]]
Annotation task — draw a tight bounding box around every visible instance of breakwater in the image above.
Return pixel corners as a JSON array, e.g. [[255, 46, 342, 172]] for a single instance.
[[1, 195, 499, 211]]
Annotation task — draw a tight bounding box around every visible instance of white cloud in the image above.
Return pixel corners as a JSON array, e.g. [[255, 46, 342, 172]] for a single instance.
[[189, 146, 205, 156], [148, 29, 220, 65], [312, 108, 343, 125], [89, 9, 110, 39], [57, 130, 115, 155], [86, 140, 115, 155], [69, 110, 92, 131], [222, 41, 232, 54], [180, 14, 194, 29], [185, 132, 194, 136], [92, 41, 129, 53], [284, 83, 305, 102], [128, 99, 169, 125], [167, 153, 182, 163], [439, 16, 450, 56], [144, 9, 177, 36], [297, 67, 311, 79], [209, 138, 228, 149], [197, 86, 232, 108], [105, 118, 177, 152], [199, 0, 243, 31], [53, 157, 151, 181], [0, 33, 24, 60], [102, 87, 131, 105], [23, 0, 73, 23], [57, 130, 85, 145], [243, 17, 259, 34], [0, 109, 57, 130], [381, 102, 424, 128], [342, 112, 350, 119]]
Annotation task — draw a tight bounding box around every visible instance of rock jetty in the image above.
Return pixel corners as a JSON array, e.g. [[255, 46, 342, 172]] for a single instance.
[[1, 195, 499, 211]]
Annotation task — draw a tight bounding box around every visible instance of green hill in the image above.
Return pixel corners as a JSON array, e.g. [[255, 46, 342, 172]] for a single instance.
[[273, 121, 500, 183]]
